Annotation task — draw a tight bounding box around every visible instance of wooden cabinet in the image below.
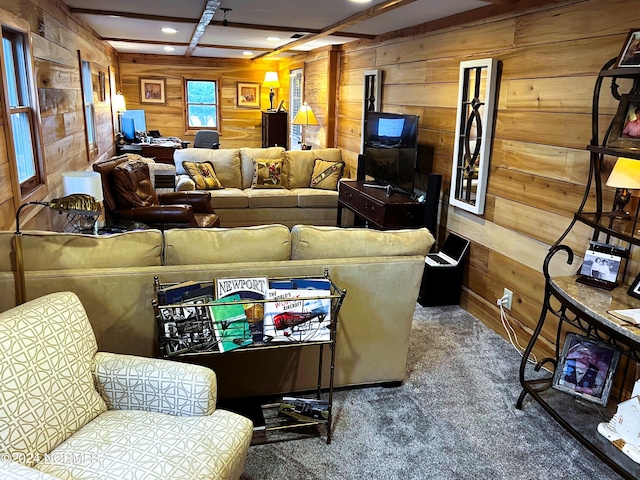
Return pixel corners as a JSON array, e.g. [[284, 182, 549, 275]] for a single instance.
[[262, 111, 288, 148], [337, 180, 425, 230]]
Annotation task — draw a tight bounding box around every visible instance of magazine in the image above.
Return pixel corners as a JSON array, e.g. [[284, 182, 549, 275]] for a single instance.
[[216, 276, 268, 344], [158, 299, 216, 354], [279, 397, 329, 422], [209, 294, 253, 352], [263, 288, 331, 343]]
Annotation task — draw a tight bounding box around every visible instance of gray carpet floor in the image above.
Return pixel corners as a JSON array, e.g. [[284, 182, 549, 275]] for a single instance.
[[240, 304, 624, 479]]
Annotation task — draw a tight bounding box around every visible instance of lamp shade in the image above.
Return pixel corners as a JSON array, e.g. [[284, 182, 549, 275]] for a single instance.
[[113, 92, 126, 112], [62, 171, 104, 202], [606, 157, 640, 189], [263, 71, 280, 88], [292, 103, 319, 126]]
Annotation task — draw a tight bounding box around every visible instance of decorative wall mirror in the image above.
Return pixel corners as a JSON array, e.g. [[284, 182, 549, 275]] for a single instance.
[[362, 69, 382, 153], [449, 58, 498, 215]]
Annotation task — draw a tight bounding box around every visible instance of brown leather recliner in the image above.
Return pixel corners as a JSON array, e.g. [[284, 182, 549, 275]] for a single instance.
[[93, 155, 220, 230]]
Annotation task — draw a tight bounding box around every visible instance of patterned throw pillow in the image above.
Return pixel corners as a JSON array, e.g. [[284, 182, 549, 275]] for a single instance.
[[182, 161, 223, 190], [252, 159, 283, 188], [309, 159, 345, 190]]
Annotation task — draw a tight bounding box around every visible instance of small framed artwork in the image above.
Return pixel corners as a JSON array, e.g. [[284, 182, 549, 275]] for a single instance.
[[607, 94, 640, 148], [616, 29, 640, 68], [98, 71, 106, 102], [140, 77, 166, 104], [552, 333, 620, 406], [237, 82, 260, 109], [628, 273, 640, 299]]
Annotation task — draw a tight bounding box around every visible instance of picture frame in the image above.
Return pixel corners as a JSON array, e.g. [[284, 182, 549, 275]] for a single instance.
[[578, 248, 623, 284], [98, 71, 106, 102], [552, 333, 620, 406], [140, 77, 166, 104], [608, 94, 640, 148], [616, 29, 640, 68], [237, 82, 260, 109], [628, 272, 640, 299]]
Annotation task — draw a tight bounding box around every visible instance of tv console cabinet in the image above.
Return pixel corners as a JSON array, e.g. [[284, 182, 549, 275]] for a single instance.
[[337, 180, 425, 230]]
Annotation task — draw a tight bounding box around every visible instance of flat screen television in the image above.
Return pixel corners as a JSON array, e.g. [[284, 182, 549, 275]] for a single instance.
[[362, 112, 419, 195], [121, 109, 147, 141]]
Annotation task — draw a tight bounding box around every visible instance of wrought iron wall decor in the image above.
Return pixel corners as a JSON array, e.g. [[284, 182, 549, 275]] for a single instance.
[[449, 58, 498, 215]]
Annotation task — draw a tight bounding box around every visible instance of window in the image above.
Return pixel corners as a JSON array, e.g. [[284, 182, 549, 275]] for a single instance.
[[184, 79, 219, 130], [78, 52, 97, 160], [2, 25, 43, 195], [289, 68, 303, 150]]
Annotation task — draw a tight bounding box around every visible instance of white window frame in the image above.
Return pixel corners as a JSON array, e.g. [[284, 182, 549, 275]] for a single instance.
[[183, 78, 220, 133]]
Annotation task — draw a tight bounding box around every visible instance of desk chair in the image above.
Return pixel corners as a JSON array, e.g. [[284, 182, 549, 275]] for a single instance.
[[194, 130, 220, 149]]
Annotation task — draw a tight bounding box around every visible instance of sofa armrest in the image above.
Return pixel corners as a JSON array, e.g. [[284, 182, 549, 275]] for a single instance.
[[158, 191, 214, 213], [1, 461, 60, 479], [115, 205, 197, 225], [92, 352, 217, 416]]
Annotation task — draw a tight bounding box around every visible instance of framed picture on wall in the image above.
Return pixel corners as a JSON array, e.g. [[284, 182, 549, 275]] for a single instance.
[[552, 333, 620, 406], [607, 94, 640, 148], [140, 77, 166, 104], [237, 82, 260, 109], [616, 29, 640, 68]]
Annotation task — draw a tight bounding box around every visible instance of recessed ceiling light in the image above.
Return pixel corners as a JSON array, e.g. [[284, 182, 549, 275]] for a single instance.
[[350, 0, 372, 3], [161, 27, 178, 34], [242, 51, 253, 56], [109, 15, 121, 18], [163, 46, 175, 51], [266, 36, 281, 42]]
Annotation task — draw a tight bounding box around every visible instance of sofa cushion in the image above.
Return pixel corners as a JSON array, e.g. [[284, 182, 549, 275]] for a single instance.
[[252, 158, 283, 188], [20, 230, 164, 269], [245, 188, 298, 208], [285, 148, 343, 189], [240, 147, 286, 189], [34, 409, 252, 480], [174, 149, 242, 189], [164, 224, 292, 264], [290, 225, 435, 260], [0, 292, 107, 467], [182, 161, 223, 190], [113, 160, 159, 208], [208, 188, 249, 208], [292, 188, 339, 208], [309, 159, 345, 190]]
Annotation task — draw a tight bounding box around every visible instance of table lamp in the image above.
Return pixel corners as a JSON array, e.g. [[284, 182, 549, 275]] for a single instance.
[[605, 157, 640, 218], [263, 72, 280, 111], [113, 91, 127, 133], [14, 194, 102, 304], [292, 103, 319, 150]]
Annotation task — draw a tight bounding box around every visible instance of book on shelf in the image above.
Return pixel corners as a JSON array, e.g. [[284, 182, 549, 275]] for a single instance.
[[215, 276, 268, 344], [278, 397, 329, 422], [209, 294, 253, 352], [158, 280, 202, 305], [158, 300, 217, 355], [263, 287, 332, 343]]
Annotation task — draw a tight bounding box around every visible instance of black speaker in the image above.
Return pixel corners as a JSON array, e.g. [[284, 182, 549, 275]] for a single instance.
[[423, 173, 442, 235], [357, 154, 366, 181]]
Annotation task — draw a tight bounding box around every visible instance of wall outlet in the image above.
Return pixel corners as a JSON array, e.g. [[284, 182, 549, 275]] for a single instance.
[[502, 288, 513, 310]]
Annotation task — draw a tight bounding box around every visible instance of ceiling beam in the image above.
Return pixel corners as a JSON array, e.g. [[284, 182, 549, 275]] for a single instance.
[[67, 8, 375, 40], [251, 0, 418, 60], [186, 0, 221, 57], [101, 37, 272, 52]]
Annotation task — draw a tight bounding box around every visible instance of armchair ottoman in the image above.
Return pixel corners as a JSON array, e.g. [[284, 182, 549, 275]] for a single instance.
[[0, 292, 252, 480]]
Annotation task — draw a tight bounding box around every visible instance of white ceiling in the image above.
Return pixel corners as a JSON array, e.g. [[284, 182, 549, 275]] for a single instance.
[[64, 0, 497, 60]]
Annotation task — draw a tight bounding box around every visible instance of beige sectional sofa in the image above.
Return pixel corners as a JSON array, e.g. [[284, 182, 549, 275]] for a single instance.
[[0, 224, 434, 398], [173, 147, 345, 227]]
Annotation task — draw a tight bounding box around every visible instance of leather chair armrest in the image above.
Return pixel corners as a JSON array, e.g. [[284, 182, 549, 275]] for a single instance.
[[158, 191, 214, 213], [115, 205, 197, 225], [92, 352, 217, 416]]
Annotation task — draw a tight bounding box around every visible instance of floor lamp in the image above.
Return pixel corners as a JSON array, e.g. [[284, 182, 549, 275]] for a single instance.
[[292, 103, 319, 150], [14, 194, 102, 304]]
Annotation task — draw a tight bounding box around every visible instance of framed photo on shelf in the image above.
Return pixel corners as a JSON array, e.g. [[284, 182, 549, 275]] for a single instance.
[[628, 273, 640, 299], [552, 333, 620, 406], [140, 77, 166, 104], [607, 94, 640, 148], [616, 29, 640, 68], [578, 248, 623, 284], [237, 82, 261, 109]]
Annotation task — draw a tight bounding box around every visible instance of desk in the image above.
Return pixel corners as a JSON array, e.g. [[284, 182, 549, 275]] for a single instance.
[[117, 142, 181, 164], [337, 180, 424, 230]]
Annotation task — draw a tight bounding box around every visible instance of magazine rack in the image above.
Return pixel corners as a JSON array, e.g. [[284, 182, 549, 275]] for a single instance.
[[151, 270, 346, 444]]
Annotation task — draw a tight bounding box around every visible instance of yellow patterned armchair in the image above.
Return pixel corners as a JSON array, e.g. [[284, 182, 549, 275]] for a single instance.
[[0, 292, 252, 480]]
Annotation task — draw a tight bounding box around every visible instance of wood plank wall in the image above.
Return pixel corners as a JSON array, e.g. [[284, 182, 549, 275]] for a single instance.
[[0, 0, 118, 231], [335, 0, 640, 360], [118, 55, 283, 149]]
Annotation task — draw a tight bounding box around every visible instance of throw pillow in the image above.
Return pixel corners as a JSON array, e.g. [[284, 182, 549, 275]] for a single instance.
[[182, 161, 224, 190], [309, 159, 345, 190], [252, 159, 283, 188], [113, 160, 159, 208]]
